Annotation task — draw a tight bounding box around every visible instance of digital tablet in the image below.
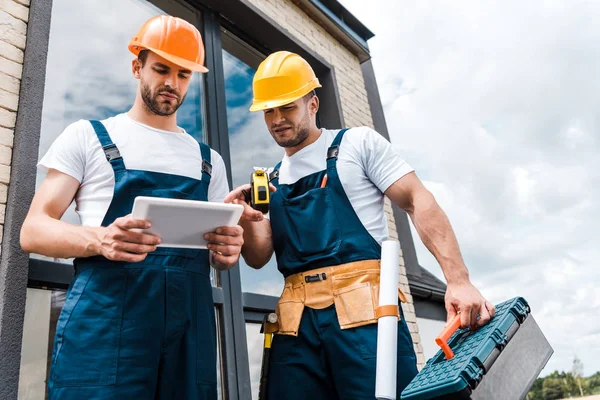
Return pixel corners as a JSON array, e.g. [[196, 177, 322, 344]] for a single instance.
[[131, 196, 244, 249]]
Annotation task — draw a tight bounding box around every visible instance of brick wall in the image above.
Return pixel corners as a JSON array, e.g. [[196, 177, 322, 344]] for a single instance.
[[249, 0, 426, 368], [0, 0, 28, 251]]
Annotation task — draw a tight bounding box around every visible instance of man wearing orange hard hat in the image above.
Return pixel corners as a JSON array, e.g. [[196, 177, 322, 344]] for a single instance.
[[227, 51, 496, 398], [21, 15, 240, 399]]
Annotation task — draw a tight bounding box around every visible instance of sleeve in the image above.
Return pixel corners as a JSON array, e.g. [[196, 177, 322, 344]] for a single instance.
[[37, 120, 89, 183], [207, 150, 231, 202], [359, 127, 414, 193]]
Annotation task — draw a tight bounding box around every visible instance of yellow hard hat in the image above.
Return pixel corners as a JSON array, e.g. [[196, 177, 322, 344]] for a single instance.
[[129, 15, 208, 73], [250, 51, 322, 112]]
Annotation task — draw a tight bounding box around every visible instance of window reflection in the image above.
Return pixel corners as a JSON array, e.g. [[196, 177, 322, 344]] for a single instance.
[[32, 0, 215, 285], [18, 288, 64, 400], [222, 35, 285, 297], [39, 0, 206, 192]]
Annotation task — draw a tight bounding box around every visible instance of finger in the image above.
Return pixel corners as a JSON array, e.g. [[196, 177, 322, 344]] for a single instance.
[[269, 183, 277, 192], [204, 232, 244, 247], [113, 241, 158, 255], [470, 302, 481, 329], [210, 252, 238, 269], [224, 184, 252, 203], [240, 201, 265, 221], [477, 302, 491, 327], [212, 226, 244, 237], [206, 243, 241, 257], [460, 304, 472, 329], [116, 230, 162, 245], [485, 301, 496, 318], [109, 250, 148, 263], [114, 216, 152, 230], [445, 301, 458, 325]]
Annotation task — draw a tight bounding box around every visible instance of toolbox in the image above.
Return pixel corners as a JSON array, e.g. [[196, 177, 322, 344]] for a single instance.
[[401, 297, 553, 400]]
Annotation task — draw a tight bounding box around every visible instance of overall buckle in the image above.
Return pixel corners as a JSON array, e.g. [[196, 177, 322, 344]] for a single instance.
[[102, 144, 121, 161], [327, 146, 339, 160], [202, 160, 212, 177]]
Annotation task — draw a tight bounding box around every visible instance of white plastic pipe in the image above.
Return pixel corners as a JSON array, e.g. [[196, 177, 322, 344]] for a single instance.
[[376, 239, 400, 400]]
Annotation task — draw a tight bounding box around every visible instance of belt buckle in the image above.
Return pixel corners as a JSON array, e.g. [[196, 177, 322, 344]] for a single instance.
[[304, 272, 327, 283]]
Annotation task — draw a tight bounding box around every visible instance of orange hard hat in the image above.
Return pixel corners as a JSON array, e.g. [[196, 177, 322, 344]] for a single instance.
[[128, 15, 208, 73]]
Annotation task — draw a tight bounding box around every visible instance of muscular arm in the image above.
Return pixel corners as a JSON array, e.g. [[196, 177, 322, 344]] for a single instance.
[[20, 169, 103, 258], [21, 169, 160, 261], [385, 171, 469, 284], [239, 219, 273, 268], [385, 171, 495, 328]]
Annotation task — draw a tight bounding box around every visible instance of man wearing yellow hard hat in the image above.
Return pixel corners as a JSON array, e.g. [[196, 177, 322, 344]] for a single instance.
[[227, 51, 496, 398], [20, 15, 241, 399]]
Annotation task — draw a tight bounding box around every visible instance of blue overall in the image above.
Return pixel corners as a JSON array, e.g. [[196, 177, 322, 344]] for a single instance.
[[267, 129, 418, 399], [47, 121, 217, 399]]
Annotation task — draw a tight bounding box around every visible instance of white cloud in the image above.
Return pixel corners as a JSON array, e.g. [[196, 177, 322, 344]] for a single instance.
[[341, 0, 600, 376]]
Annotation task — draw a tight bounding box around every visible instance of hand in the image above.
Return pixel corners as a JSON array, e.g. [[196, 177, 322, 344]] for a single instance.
[[224, 184, 276, 222], [204, 225, 244, 270], [445, 280, 495, 329], [96, 215, 161, 262]]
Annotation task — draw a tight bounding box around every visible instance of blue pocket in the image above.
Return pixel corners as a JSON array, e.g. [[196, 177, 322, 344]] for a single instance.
[[281, 188, 341, 265], [50, 268, 125, 387]]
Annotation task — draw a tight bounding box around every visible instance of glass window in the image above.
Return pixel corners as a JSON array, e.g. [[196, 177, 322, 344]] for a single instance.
[[245, 323, 265, 400], [18, 288, 64, 400], [32, 0, 216, 285], [221, 32, 285, 297]]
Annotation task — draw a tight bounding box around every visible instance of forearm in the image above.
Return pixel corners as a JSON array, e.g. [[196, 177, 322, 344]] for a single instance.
[[408, 190, 469, 284], [239, 219, 274, 268], [20, 214, 102, 259]]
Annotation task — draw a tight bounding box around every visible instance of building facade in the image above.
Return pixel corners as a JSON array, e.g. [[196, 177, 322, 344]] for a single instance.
[[0, 0, 446, 398]]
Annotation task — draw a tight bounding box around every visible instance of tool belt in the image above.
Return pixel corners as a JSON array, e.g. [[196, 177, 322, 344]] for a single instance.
[[264, 259, 408, 336]]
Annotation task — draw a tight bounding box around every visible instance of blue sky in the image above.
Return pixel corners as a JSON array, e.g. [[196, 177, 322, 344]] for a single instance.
[[340, 0, 600, 377]]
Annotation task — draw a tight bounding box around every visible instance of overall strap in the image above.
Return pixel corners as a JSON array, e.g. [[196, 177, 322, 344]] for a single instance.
[[89, 120, 126, 172], [269, 161, 282, 187], [326, 128, 350, 171], [199, 142, 212, 188]]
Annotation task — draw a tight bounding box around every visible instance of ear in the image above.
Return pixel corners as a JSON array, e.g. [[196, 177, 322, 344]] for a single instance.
[[309, 95, 320, 115], [132, 58, 142, 79]]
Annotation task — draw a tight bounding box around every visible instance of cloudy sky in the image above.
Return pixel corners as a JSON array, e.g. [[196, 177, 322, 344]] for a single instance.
[[340, 0, 600, 377]]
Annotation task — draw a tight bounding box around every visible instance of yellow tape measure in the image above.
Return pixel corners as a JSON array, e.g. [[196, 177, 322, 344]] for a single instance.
[[250, 169, 270, 214]]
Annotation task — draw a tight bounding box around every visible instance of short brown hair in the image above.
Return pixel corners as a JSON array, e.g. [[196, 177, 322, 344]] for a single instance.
[[303, 90, 316, 102], [138, 49, 149, 66]]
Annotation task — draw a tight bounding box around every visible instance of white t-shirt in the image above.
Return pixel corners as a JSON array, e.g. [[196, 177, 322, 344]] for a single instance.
[[38, 113, 230, 227], [275, 127, 414, 244]]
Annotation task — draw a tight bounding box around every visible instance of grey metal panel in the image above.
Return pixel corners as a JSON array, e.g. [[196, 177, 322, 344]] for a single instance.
[[243, 310, 268, 324], [414, 298, 446, 321], [472, 316, 553, 400], [360, 59, 389, 140], [317, 67, 344, 128], [0, 0, 54, 398], [242, 292, 278, 312], [27, 260, 72, 289]]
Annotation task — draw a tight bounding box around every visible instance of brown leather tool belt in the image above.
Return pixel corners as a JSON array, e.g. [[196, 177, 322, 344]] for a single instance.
[[265, 259, 408, 336]]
